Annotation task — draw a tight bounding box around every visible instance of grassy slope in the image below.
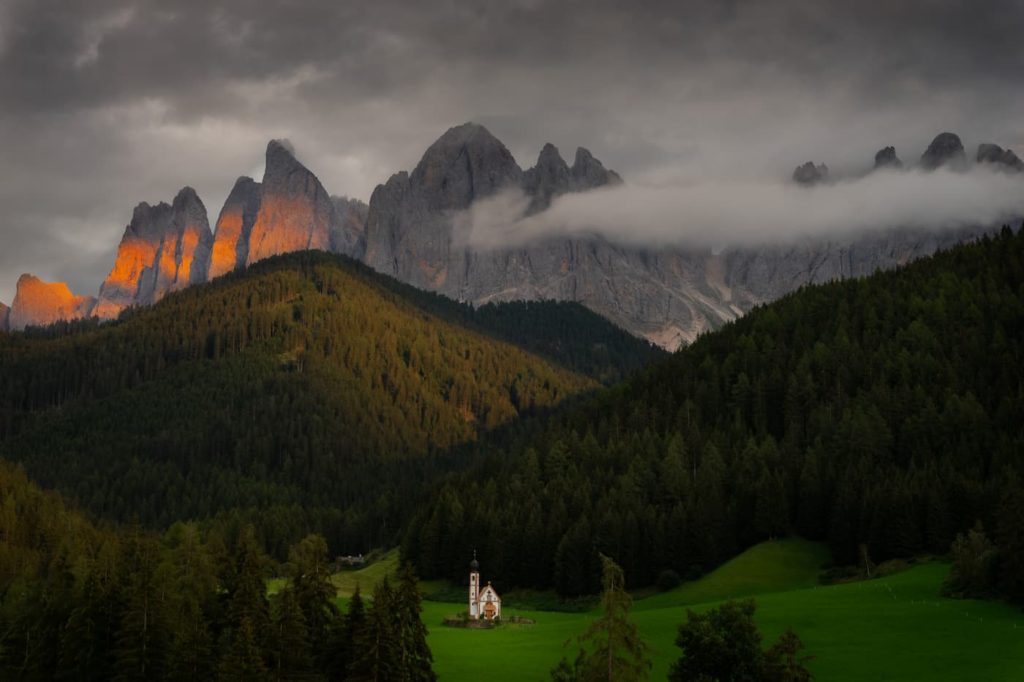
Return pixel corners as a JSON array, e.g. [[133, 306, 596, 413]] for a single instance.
[[411, 540, 1024, 681], [633, 537, 829, 611]]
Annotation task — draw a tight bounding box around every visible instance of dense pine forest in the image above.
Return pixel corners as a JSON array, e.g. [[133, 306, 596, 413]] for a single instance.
[[402, 226, 1024, 602], [0, 252, 664, 557], [0, 460, 437, 681]]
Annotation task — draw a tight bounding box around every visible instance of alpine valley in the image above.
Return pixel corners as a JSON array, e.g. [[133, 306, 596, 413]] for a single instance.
[[2, 114, 1024, 682]]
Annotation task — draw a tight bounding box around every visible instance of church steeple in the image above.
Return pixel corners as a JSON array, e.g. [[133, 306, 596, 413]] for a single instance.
[[468, 550, 481, 619]]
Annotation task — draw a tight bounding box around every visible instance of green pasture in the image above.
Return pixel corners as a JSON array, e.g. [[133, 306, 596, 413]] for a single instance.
[[422, 540, 1024, 680], [299, 539, 1024, 680]]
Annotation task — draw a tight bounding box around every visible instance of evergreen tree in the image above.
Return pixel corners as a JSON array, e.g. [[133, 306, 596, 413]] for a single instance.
[[394, 562, 437, 682], [269, 587, 314, 681], [224, 524, 272, 647], [763, 629, 814, 682], [112, 532, 168, 682], [218, 617, 271, 682], [287, 534, 339, 664], [324, 586, 366, 682], [552, 555, 651, 681], [349, 577, 400, 682], [163, 523, 218, 682], [994, 481, 1024, 605]]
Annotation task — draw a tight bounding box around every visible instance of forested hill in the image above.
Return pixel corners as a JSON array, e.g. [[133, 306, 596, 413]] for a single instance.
[[403, 226, 1024, 598], [318, 257, 667, 384], [0, 251, 612, 549]]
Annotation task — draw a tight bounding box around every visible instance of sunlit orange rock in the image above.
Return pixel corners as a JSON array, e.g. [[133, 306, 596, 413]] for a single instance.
[[209, 141, 367, 276], [94, 187, 213, 319], [0, 301, 9, 332], [209, 176, 261, 279], [244, 140, 335, 266], [9, 274, 96, 330]]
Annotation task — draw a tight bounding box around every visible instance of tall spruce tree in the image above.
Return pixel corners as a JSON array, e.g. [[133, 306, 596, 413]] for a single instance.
[[269, 587, 314, 681], [112, 532, 168, 682], [349, 577, 400, 682], [287, 534, 339, 664], [394, 563, 437, 682], [551, 555, 651, 681]]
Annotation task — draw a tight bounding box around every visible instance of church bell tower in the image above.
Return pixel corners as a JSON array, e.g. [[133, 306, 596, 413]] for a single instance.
[[469, 551, 480, 619]]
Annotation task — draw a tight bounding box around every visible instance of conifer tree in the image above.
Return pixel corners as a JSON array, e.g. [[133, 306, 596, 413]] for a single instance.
[[163, 523, 217, 682], [287, 534, 338, 663], [394, 562, 437, 682], [995, 480, 1024, 605], [218, 617, 271, 682], [269, 587, 314, 681], [552, 555, 651, 681], [112, 532, 168, 682], [222, 528, 272, 671], [349, 577, 399, 682], [324, 586, 366, 682]]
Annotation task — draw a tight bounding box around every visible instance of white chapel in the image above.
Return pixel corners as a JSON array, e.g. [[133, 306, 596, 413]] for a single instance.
[[468, 553, 502, 621]]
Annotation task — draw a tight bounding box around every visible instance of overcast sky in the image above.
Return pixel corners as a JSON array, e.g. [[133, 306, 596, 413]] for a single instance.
[[2, 0, 1023, 303]]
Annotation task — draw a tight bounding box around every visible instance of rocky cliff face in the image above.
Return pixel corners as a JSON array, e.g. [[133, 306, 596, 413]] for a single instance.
[[874, 146, 902, 169], [94, 187, 213, 319], [365, 123, 524, 290], [209, 176, 261, 279], [977, 143, 1024, 172], [9, 274, 96, 330], [5, 125, 1005, 345], [793, 161, 829, 185], [361, 124, 1000, 349], [245, 141, 338, 265], [209, 141, 362, 275], [0, 301, 9, 332], [331, 195, 369, 260], [921, 132, 966, 170]]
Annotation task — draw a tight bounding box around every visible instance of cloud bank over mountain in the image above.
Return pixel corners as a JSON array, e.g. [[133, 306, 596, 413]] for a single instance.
[[460, 167, 1024, 250]]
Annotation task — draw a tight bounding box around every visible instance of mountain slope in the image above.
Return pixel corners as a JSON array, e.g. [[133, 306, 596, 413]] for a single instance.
[[402, 225, 1024, 594], [0, 251, 596, 539]]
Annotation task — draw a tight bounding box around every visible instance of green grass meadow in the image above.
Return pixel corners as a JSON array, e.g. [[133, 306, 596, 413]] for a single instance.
[[323, 539, 1024, 680]]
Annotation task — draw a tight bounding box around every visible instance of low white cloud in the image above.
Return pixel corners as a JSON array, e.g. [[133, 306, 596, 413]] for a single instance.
[[459, 168, 1024, 251]]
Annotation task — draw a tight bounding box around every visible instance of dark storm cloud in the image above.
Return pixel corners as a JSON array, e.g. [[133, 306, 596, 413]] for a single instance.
[[1, 0, 1023, 302]]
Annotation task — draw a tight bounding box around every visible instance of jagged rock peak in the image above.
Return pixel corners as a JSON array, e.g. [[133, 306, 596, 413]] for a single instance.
[[0, 301, 9, 332], [410, 122, 523, 210], [264, 139, 303, 179], [94, 186, 213, 318], [523, 143, 572, 212], [245, 139, 337, 265], [210, 176, 262, 279], [10, 274, 96, 330], [920, 132, 966, 170], [793, 161, 829, 186], [874, 146, 902, 169], [571, 147, 623, 189], [977, 143, 1024, 172]]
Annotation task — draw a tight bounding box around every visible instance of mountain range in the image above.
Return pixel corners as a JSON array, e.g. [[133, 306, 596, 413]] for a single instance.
[[1, 124, 1019, 346]]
